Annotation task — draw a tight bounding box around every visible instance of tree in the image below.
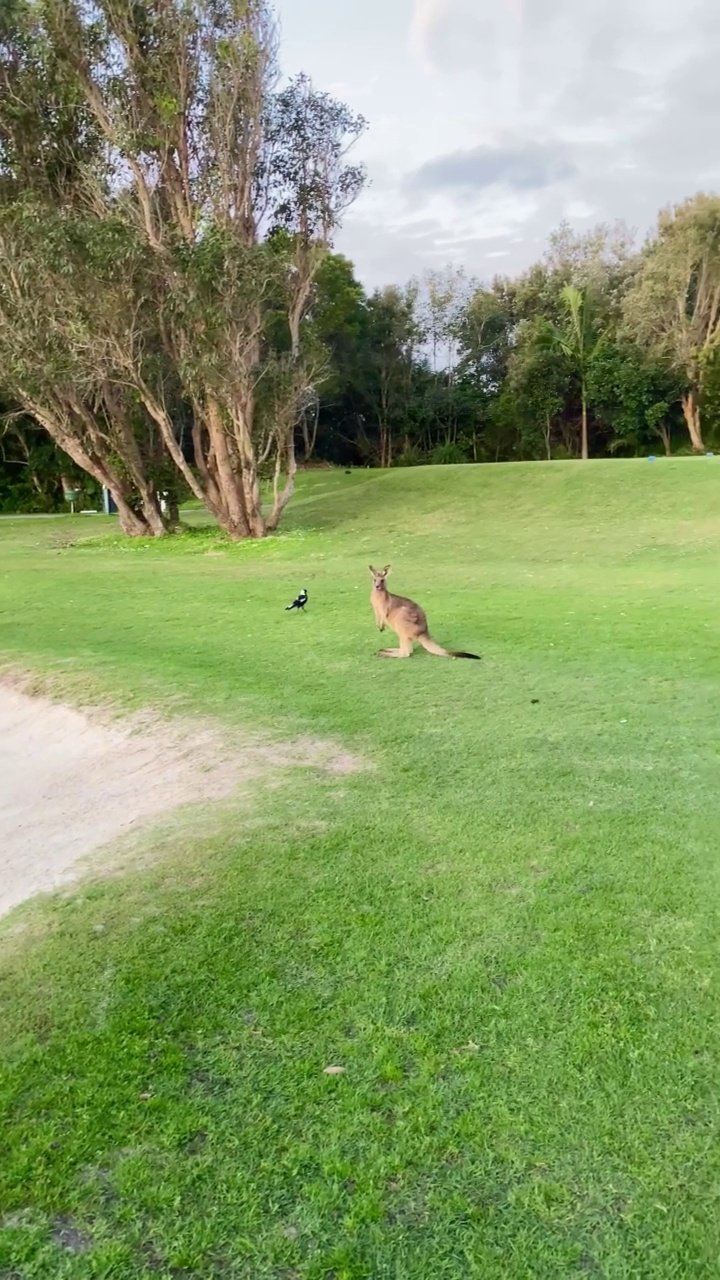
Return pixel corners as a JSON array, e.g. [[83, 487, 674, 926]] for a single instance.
[[587, 341, 684, 457], [358, 285, 422, 467], [623, 194, 720, 452], [507, 318, 570, 460], [0, 0, 172, 534], [545, 220, 635, 304], [698, 348, 720, 449], [306, 253, 367, 460], [543, 284, 605, 460], [0, 198, 196, 534], [453, 282, 514, 459], [457, 284, 514, 386], [0, 0, 365, 537]]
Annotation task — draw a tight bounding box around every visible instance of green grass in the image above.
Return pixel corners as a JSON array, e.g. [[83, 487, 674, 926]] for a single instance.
[[2, 458, 720, 1279]]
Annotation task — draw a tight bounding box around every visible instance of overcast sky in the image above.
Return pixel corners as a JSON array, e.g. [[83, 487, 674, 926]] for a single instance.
[[276, 0, 720, 290]]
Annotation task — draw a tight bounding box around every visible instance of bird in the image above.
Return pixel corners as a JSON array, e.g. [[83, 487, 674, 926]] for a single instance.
[[285, 588, 308, 612]]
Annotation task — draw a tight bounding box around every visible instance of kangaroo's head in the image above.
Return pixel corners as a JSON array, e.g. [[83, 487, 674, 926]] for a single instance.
[[369, 565, 391, 591]]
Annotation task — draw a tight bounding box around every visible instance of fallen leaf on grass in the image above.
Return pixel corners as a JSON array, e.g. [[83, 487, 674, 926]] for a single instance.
[[323, 1065, 345, 1076]]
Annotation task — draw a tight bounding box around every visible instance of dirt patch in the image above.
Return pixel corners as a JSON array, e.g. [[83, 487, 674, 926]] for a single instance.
[[0, 677, 363, 919], [51, 1217, 92, 1253]]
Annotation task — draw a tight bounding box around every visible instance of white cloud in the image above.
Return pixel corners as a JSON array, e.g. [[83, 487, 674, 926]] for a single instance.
[[409, 0, 440, 69], [277, 0, 720, 288]]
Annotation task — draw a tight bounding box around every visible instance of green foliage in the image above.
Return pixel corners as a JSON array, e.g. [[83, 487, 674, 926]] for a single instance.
[[506, 318, 570, 457], [300, 212, 720, 468], [303, 224, 678, 469], [588, 341, 684, 456], [429, 440, 467, 465], [623, 194, 720, 450], [699, 349, 720, 447], [0, 401, 91, 512]]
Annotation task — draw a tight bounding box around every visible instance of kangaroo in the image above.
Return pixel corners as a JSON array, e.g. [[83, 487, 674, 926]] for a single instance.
[[369, 565, 480, 660]]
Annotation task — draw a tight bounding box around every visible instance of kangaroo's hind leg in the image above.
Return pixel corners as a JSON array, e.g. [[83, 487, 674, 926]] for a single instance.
[[378, 634, 413, 658]]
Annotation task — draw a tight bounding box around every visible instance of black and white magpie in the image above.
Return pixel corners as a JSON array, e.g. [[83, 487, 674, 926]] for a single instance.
[[285, 588, 308, 612]]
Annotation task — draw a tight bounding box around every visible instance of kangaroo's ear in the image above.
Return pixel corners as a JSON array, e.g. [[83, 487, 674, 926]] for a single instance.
[[368, 564, 377, 575], [382, 565, 391, 575]]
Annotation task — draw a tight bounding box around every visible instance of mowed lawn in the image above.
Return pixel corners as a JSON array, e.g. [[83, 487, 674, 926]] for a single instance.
[[2, 459, 720, 1279]]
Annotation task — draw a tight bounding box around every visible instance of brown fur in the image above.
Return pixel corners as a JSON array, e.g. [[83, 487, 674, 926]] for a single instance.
[[368, 566, 480, 660]]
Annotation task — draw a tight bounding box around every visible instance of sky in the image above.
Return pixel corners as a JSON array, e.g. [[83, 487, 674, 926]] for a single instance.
[[276, 0, 720, 290]]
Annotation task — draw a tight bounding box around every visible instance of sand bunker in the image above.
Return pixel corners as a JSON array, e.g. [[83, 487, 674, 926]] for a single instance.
[[0, 680, 361, 919]]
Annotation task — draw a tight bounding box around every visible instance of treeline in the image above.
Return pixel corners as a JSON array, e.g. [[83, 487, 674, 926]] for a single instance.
[[306, 204, 720, 469], [2, 1, 720, 529]]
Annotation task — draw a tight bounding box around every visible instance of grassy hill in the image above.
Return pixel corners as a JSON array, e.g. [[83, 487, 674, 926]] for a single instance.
[[2, 459, 720, 1278]]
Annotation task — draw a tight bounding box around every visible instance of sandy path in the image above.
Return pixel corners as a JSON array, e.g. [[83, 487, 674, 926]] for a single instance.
[[0, 683, 358, 920]]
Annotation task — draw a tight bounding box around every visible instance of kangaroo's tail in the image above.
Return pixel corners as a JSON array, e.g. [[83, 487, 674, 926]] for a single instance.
[[418, 634, 481, 660]]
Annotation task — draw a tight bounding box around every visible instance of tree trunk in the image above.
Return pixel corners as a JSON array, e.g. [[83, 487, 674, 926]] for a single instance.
[[228, 387, 267, 540], [379, 422, 388, 468], [241, 464, 266, 538], [102, 391, 168, 536], [164, 492, 181, 529], [29, 398, 153, 535], [301, 414, 311, 461], [681, 389, 704, 452], [580, 386, 589, 461], [544, 412, 552, 462], [266, 433, 297, 532], [298, 395, 319, 463], [115, 494, 152, 537], [656, 424, 672, 457], [136, 484, 167, 537], [205, 398, 253, 539]]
